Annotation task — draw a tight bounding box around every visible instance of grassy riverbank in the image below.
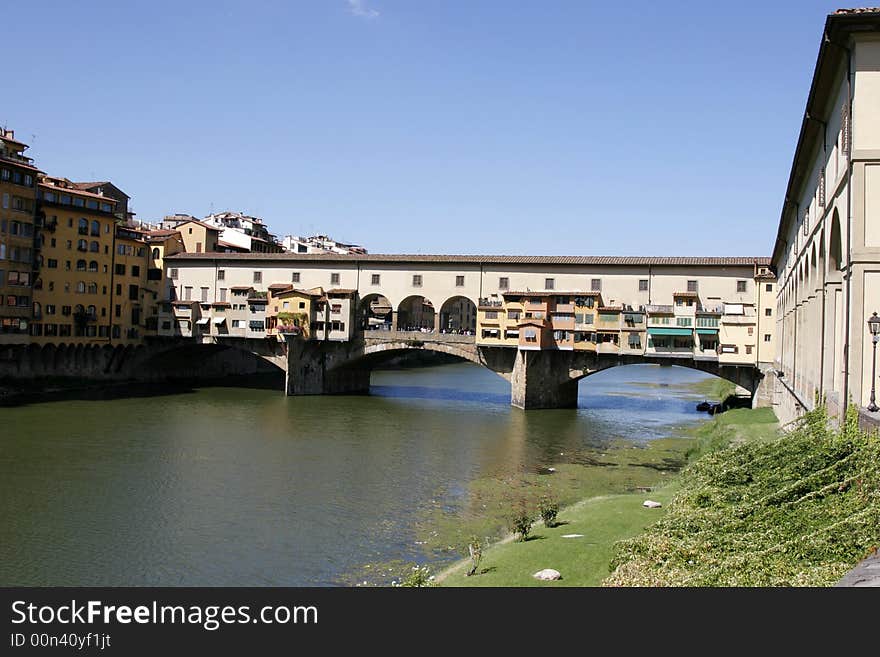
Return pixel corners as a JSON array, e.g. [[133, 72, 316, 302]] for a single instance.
[[438, 407, 780, 586], [606, 405, 880, 586]]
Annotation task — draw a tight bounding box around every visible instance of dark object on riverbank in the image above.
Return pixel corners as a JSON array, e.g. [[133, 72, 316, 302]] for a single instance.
[[696, 401, 711, 412]]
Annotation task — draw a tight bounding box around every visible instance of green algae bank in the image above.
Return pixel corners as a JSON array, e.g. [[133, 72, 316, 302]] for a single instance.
[[1, 362, 726, 586]]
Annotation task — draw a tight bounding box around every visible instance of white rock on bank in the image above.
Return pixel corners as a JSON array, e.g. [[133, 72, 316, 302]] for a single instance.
[[561, 534, 584, 539], [643, 500, 662, 508], [533, 568, 562, 581]]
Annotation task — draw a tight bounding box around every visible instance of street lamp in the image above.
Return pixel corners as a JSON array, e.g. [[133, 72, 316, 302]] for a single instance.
[[868, 312, 880, 412]]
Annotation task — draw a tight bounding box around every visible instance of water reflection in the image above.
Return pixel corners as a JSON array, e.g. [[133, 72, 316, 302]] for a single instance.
[[0, 363, 715, 586]]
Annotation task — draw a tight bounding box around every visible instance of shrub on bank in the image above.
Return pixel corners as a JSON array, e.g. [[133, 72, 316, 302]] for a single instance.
[[605, 404, 880, 586]]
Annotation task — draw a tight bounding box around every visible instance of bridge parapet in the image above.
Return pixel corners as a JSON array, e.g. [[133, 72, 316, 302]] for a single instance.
[[362, 329, 476, 345]]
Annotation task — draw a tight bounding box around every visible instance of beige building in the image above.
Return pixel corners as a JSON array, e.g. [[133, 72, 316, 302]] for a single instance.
[[175, 219, 220, 254], [165, 253, 774, 368], [772, 9, 880, 426]]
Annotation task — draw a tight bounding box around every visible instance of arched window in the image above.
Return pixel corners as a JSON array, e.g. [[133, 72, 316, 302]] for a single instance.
[[77, 239, 87, 251], [88, 260, 98, 272], [74, 304, 84, 314], [76, 281, 86, 294], [89, 241, 99, 252], [87, 282, 98, 294], [91, 220, 100, 236], [87, 305, 96, 317], [151, 247, 160, 259], [76, 259, 87, 271], [33, 302, 41, 316], [78, 218, 88, 234]]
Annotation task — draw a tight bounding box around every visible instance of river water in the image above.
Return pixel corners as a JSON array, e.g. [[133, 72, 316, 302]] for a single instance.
[[0, 363, 716, 586]]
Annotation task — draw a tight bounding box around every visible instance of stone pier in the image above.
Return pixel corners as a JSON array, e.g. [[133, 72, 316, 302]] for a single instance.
[[509, 349, 578, 410]]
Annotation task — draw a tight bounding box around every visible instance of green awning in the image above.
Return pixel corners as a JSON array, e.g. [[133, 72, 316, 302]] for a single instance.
[[648, 327, 693, 336], [696, 328, 719, 335]]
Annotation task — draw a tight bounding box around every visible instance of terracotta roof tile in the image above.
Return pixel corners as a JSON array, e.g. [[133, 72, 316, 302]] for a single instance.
[[166, 253, 771, 266]]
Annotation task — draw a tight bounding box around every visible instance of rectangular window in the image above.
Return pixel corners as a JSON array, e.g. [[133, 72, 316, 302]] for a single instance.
[[169, 268, 178, 279], [748, 326, 754, 336], [253, 271, 262, 284], [331, 273, 340, 285], [676, 317, 692, 327], [638, 279, 648, 292], [746, 345, 753, 355], [499, 277, 509, 290], [765, 308, 772, 316], [485, 311, 498, 320], [48, 259, 58, 269], [115, 304, 121, 317], [737, 280, 747, 293], [201, 287, 209, 303], [412, 275, 422, 287], [115, 284, 121, 295], [129, 285, 138, 301], [687, 280, 698, 292], [764, 334, 771, 342], [115, 264, 126, 276], [220, 288, 227, 302], [184, 286, 192, 301], [591, 278, 601, 291], [544, 278, 555, 290], [371, 274, 380, 285], [455, 275, 465, 287], [218, 270, 225, 280], [292, 272, 300, 283], [765, 283, 773, 292]]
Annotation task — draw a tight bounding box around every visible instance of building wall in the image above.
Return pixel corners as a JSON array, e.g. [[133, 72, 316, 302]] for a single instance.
[[32, 195, 116, 344], [773, 28, 880, 424], [0, 150, 37, 343]]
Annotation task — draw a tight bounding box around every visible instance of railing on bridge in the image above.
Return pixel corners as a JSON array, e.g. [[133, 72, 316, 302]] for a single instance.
[[361, 329, 476, 344]]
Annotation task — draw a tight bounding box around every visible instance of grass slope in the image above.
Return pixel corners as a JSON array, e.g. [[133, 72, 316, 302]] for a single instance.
[[606, 406, 880, 586], [439, 407, 779, 587]]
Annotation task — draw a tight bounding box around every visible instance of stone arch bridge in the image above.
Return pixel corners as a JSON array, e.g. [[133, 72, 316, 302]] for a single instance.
[[1, 333, 771, 410], [284, 330, 772, 409]]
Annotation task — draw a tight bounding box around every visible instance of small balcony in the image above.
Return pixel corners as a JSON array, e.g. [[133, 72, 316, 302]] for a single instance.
[[554, 302, 575, 313]]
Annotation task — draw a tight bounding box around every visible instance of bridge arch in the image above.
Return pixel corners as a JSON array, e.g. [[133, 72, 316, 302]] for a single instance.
[[569, 358, 759, 394], [135, 340, 287, 381], [397, 294, 437, 331], [358, 293, 393, 331], [438, 295, 477, 334]]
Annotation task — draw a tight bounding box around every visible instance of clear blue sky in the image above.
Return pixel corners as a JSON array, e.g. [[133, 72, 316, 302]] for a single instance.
[[4, 1, 843, 255]]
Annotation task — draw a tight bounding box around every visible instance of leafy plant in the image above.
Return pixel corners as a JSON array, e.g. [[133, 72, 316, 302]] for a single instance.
[[466, 536, 483, 576], [393, 564, 435, 587], [539, 496, 559, 528], [509, 507, 533, 542]]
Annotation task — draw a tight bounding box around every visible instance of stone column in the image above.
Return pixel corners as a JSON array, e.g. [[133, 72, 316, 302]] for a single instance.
[[509, 349, 578, 409], [286, 338, 370, 396], [391, 311, 399, 331], [751, 367, 777, 409]]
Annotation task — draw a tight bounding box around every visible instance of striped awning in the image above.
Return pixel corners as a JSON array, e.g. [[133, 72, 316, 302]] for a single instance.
[[647, 327, 692, 336]]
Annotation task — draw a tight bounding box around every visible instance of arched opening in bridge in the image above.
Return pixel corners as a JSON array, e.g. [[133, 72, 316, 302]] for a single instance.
[[140, 342, 286, 390], [397, 295, 436, 332], [359, 293, 393, 331], [438, 296, 476, 334], [576, 363, 752, 412]]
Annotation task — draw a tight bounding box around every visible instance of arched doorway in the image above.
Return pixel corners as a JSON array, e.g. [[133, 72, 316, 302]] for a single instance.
[[359, 293, 393, 331], [397, 295, 436, 331], [438, 296, 477, 334]]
